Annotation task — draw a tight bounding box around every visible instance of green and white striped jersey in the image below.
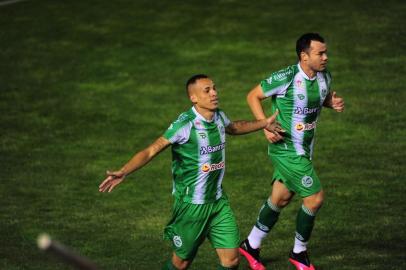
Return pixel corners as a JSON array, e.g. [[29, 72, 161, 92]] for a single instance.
[[261, 64, 332, 158], [163, 106, 230, 204]]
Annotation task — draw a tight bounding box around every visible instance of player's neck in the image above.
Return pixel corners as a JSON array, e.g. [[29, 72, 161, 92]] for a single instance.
[[193, 105, 215, 121], [299, 62, 316, 79]]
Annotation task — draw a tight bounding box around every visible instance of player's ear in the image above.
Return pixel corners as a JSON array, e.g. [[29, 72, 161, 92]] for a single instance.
[[301, 50, 310, 62], [190, 94, 197, 104]]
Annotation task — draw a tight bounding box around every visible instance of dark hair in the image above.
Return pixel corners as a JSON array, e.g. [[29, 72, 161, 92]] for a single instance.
[[296, 33, 325, 60], [186, 74, 209, 95]]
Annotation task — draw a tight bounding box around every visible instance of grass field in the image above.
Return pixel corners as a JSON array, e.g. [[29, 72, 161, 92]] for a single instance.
[[1, 0, 405, 269]]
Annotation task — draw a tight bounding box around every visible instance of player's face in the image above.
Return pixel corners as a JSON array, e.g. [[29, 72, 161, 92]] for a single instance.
[[304, 41, 328, 72], [189, 78, 218, 111]]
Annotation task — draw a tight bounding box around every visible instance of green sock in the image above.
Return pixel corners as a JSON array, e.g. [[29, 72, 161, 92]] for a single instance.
[[217, 264, 238, 270], [162, 259, 178, 270], [255, 198, 281, 232], [295, 205, 316, 242]]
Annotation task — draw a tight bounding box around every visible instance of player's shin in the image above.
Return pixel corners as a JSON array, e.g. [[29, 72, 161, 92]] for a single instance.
[[248, 198, 282, 249], [293, 205, 317, 253]]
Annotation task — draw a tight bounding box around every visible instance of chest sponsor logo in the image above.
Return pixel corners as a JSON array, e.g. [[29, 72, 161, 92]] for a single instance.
[[295, 121, 317, 131], [294, 107, 319, 115], [200, 142, 225, 155], [201, 161, 225, 173]]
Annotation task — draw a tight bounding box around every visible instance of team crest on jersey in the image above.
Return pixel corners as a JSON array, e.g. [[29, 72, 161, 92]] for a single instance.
[[201, 161, 225, 173], [301, 176, 313, 188], [296, 80, 304, 88], [297, 94, 305, 100], [173, 236, 182, 247]]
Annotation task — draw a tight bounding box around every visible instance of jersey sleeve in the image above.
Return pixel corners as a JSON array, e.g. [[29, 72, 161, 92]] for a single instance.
[[217, 110, 231, 127], [260, 66, 295, 97], [163, 114, 192, 144]]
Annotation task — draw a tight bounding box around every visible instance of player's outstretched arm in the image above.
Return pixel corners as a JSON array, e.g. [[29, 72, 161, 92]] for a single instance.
[[323, 91, 344, 112], [99, 136, 171, 192], [226, 110, 285, 135]]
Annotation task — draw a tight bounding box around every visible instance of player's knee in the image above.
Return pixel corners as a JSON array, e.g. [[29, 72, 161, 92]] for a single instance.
[[220, 255, 240, 268], [173, 261, 190, 270], [304, 191, 324, 212], [172, 257, 191, 270]]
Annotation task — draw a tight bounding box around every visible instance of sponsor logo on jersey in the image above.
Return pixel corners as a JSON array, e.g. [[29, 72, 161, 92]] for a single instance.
[[266, 76, 273, 84], [301, 176, 313, 187], [201, 161, 225, 173], [295, 121, 316, 131], [294, 107, 319, 115], [173, 235, 182, 247], [198, 132, 207, 139], [200, 142, 225, 155], [273, 69, 293, 81]]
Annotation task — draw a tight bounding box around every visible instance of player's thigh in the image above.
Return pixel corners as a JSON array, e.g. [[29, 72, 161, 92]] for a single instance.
[[207, 198, 240, 250], [271, 155, 321, 198], [164, 200, 209, 260]]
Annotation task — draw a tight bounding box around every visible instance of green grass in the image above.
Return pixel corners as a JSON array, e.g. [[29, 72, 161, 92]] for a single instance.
[[1, 0, 405, 269]]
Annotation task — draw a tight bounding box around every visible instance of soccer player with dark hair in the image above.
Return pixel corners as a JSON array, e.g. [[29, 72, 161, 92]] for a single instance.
[[99, 74, 284, 270], [239, 33, 345, 270]]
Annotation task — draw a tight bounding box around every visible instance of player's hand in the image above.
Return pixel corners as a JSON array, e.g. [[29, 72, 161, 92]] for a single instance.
[[264, 110, 285, 143], [99, 170, 126, 192], [331, 91, 344, 112], [264, 128, 284, 143]]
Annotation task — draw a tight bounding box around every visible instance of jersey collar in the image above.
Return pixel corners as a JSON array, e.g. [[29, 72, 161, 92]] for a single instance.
[[192, 106, 215, 123], [297, 63, 317, 81]]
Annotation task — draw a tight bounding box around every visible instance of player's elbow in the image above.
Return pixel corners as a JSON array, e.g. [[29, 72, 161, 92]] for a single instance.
[[246, 86, 264, 108]]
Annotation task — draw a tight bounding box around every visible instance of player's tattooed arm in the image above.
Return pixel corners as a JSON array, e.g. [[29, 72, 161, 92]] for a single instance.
[[99, 137, 171, 192], [226, 110, 284, 135], [323, 91, 344, 112]]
